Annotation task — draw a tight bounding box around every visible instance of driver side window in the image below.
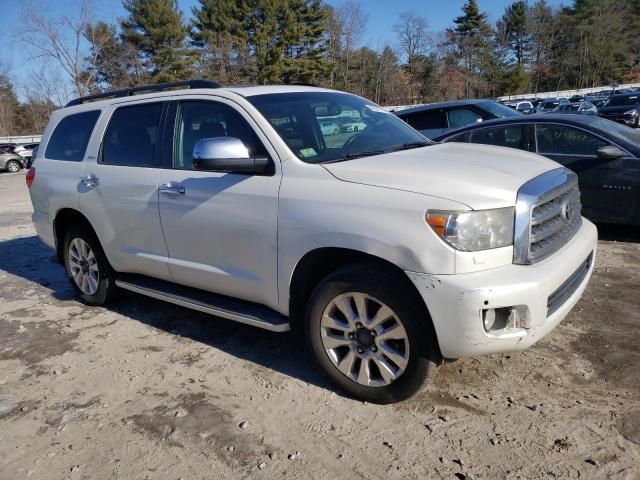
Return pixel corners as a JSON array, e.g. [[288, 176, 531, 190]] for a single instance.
[[173, 101, 266, 170]]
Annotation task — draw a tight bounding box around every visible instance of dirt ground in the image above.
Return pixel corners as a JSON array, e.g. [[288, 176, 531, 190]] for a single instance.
[[0, 170, 639, 480]]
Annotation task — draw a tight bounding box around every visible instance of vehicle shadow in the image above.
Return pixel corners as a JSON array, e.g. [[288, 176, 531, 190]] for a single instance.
[[0, 235, 333, 394], [596, 223, 640, 243]]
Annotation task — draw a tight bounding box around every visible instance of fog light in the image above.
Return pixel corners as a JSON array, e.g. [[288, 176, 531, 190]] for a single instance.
[[482, 306, 530, 333]]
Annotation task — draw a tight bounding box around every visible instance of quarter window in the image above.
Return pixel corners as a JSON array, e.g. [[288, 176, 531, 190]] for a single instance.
[[536, 125, 607, 156], [174, 101, 266, 170], [102, 103, 163, 167], [45, 110, 100, 162]]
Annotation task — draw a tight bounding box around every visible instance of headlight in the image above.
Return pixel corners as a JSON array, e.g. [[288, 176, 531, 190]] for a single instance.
[[426, 208, 514, 251], [624, 109, 638, 115]]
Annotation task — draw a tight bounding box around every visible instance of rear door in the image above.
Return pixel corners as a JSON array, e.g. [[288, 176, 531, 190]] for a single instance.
[[156, 97, 281, 310], [79, 100, 172, 280], [534, 124, 636, 223], [445, 107, 484, 132]]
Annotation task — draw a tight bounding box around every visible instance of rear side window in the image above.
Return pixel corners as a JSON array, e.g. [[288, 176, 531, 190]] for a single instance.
[[401, 110, 444, 130], [45, 110, 100, 161], [102, 103, 163, 167]]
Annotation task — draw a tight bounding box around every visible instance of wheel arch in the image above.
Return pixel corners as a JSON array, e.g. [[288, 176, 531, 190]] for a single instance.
[[53, 208, 101, 264], [288, 247, 441, 361]]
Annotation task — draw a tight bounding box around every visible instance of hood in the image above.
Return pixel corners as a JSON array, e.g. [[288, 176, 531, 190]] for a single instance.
[[599, 104, 639, 114], [322, 143, 560, 210]]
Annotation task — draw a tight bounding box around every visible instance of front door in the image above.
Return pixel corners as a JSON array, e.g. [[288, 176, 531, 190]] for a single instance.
[[534, 124, 637, 223], [157, 98, 281, 310]]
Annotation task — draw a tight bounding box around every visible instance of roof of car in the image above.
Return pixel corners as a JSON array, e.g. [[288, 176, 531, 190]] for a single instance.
[[394, 99, 493, 115], [432, 113, 601, 139], [62, 82, 342, 111]]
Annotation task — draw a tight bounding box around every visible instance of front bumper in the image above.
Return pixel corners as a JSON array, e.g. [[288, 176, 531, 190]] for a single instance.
[[407, 219, 597, 358]]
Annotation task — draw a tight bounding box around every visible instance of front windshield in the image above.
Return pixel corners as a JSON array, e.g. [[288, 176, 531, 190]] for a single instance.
[[479, 101, 521, 118], [248, 92, 430, 163], [592, 117, 640, 144], [607, 95, 640, 107]]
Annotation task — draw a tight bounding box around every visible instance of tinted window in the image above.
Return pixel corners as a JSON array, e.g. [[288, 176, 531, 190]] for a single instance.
[[536, 125, 607, 156], [402, 110, 444, 130], [447, 108, 483, 128], [468, 125, 532, 151], [102, 103, 163, 167], [445, 131, 471, 142], [174, 101, 266, 169], [45, 110, 100, 161]]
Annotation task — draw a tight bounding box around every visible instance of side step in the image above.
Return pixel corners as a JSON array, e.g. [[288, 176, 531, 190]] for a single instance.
[[115, 274, 290, 332]]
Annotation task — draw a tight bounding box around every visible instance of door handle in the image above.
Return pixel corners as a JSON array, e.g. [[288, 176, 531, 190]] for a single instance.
[[159, 182, 185, 195], [80, 175, 98, 189]]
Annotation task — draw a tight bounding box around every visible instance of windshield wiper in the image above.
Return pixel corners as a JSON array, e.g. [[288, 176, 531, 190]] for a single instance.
[[388, 141, 431, 152], [321, 150, 386, 164]]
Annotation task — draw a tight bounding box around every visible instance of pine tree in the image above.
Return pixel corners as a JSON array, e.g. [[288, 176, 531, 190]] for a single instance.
[[121, 0, 196, 83]]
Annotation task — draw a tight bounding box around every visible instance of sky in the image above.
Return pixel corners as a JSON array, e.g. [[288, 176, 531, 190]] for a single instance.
[[1, 0, 567, 98]]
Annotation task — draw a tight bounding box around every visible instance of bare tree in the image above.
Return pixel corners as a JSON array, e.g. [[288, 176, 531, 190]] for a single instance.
[[393, 11, 432, 102], [335, 0, 368, 90], [19, 0, 103, 98]]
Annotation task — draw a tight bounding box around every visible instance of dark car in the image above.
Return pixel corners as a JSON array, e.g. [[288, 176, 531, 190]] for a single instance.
[[433, 114, 640, 225], [555, 102, 598, 115], [393, 99, 521, 138], [598, 93, 640, 128], [539, 98, 570, 112]]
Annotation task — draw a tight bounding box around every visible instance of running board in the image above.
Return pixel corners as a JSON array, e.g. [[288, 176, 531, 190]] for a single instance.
[[115, 274, 290, 332]]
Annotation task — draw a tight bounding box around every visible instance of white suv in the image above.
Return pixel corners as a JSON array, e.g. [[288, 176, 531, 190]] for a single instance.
[[27, 81, 597, 403]]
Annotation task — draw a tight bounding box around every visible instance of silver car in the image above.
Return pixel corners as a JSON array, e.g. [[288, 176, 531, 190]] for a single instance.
[[0, 153, 26, 173]]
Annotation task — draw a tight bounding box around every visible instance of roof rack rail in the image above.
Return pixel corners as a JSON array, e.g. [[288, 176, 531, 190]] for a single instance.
[[65, 79, 222, 107]]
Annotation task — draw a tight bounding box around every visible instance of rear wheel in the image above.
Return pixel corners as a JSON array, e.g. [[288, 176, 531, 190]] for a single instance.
[[63, 225, 118, 306], [6, 160, 20, 173], [305, 264, 436, 404]]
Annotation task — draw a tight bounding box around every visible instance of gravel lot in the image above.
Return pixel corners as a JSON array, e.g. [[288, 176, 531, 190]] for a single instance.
[[0, 171, 639, 480]]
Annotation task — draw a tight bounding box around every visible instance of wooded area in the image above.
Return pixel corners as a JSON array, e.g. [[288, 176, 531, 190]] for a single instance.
[[2, 0, 640, 136]]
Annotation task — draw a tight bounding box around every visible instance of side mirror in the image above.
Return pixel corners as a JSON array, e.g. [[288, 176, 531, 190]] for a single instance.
[[597, 145, 626, 159], [192, 137, 269, 174]]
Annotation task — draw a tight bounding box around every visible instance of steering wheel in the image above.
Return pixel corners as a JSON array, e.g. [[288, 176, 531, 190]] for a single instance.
[[342, 132, 366, 153]]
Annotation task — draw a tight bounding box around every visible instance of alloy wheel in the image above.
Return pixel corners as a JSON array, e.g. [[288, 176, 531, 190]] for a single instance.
[[68, 238, 100, 295], [320, 292, 410, 387]]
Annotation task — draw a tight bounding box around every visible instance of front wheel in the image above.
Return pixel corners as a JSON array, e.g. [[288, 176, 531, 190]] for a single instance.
[[305, 264, 436, 404], [6, 160, 21, 173]]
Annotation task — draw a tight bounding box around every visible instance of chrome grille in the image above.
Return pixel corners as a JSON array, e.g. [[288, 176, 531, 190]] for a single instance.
[[513, 168, 582, 265], [529, 187, 582, 262]]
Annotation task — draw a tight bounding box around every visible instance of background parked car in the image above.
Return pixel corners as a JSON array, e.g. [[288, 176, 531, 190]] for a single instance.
[[555, 101, 598, 115], [0, 153, 26, 173], [394, 99, 521, 138], [319, 121, 340, 135], [539, 98, 570, 112], [508, 101, 536, 114], [433, 114, 640, 225], [0, 143, 17, 154], [13, 143, 39, 159], [339, 119, 367, 132], [598, 93, 640, 128]]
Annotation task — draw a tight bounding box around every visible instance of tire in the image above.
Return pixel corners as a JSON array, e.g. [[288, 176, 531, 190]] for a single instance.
[[6, 160, 20, 173], [305, 263, 436, 404], [63, 224, 118, 306]]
